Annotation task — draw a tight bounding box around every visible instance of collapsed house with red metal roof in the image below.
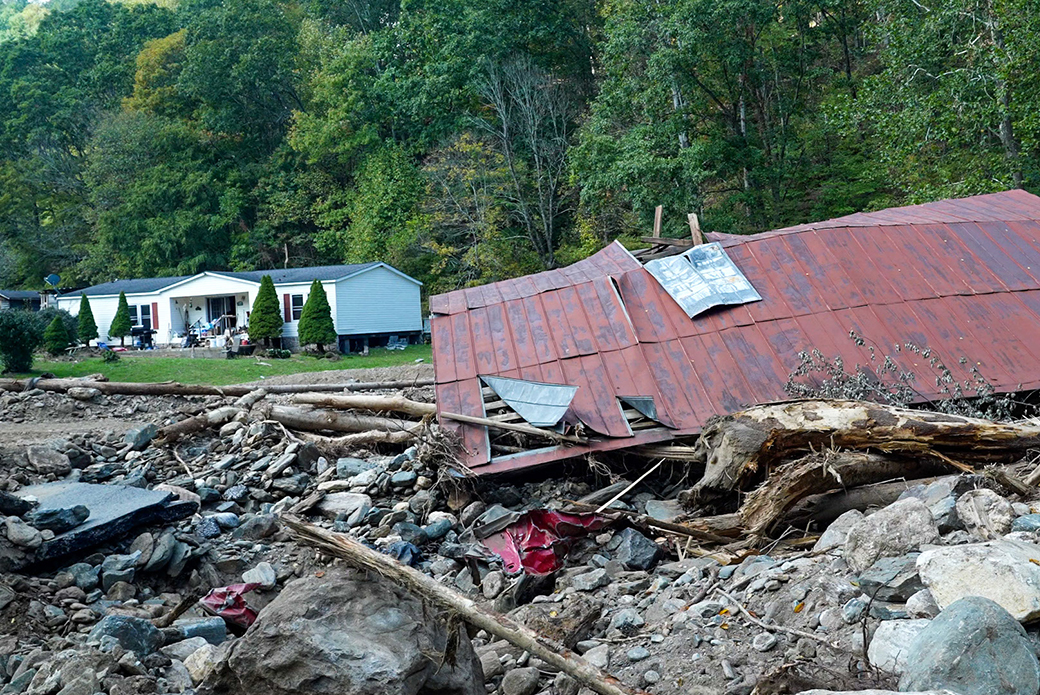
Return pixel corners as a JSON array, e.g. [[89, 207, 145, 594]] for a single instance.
[[431, 189, 1040, 475]]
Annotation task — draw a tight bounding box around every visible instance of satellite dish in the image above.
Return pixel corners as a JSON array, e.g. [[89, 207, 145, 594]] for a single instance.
[[44, 274, 60, 288]]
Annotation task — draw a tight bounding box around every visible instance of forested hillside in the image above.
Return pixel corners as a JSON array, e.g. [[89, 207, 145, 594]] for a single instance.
[[1, 0, 1038, 295]]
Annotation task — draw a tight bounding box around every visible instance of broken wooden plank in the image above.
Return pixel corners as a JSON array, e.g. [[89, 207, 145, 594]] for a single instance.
[[638, 236, 696, 248]]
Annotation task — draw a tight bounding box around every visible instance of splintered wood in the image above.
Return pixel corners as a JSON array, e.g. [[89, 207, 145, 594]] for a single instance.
[[678, 399, 1040, 542]]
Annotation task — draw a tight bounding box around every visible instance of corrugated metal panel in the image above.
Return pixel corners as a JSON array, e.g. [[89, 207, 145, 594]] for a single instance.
[[481, 375, 577, 427], [432, 190, 1040, 473]]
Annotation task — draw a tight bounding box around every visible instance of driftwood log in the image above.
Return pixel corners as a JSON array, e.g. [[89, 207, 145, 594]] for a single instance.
[[0, 377, 434, 398], [292, 393, 436, 417], [282, 516, 649, 695], [293, 429, 419, 453], [737, 450, 948, 536], [785, 476, 947, 527], [682, 399, 1040, 507], [155, 389, 268, 443], [260, 404, 424, 436]]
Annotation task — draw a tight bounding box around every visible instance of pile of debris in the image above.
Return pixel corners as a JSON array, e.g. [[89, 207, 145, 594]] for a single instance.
[[3, 377, 1040, 695]]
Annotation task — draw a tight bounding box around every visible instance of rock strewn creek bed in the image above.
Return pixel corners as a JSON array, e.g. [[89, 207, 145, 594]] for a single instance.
[[0, 384, 1040, 695]]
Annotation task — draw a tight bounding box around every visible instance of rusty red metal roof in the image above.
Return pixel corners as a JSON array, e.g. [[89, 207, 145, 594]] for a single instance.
[[431, 189, 1040, 474]]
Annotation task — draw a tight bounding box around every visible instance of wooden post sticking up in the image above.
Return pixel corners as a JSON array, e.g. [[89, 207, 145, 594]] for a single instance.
[[688, 212, 704, 245], [652, 205, 663, 238]]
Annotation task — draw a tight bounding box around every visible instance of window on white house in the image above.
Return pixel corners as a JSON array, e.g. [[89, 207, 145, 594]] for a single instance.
[[291, 294, 303, 321], [128, 305, 152, 329]]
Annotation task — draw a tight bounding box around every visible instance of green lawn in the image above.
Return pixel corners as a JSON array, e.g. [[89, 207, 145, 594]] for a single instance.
[[16, 344, 432, 385]]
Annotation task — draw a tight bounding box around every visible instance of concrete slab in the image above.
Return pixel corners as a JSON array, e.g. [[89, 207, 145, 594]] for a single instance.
[[16, 482, 197, 563]]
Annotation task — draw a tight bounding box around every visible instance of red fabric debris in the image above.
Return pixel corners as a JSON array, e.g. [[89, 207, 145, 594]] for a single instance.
[[200, 582, 262, 629], [480, 510, 609, 575]]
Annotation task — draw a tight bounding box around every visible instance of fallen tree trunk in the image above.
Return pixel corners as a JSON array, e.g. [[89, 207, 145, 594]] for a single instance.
[[293, 393, 436, 417], [682, 399, 1040, 506], [786, 476, 947, 527], [0, 377, 434, 398], [282, 516, 649, 695], [261, 404, 424, 436], [737, 450, 948, 536], [156, 406, 244, 444], [293, 429, 419, 453], [154, 389, 268, 444]]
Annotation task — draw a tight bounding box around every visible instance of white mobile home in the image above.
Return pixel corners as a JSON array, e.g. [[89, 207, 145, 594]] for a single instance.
[[57, 262, 423, 351]]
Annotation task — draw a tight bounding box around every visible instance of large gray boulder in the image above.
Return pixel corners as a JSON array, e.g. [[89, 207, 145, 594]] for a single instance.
[[866, 619, 930, 674], [857, 554, 923, 602], [844, 498, 939, 573], [315, 492, 372, 522], [813, 509, 864, 552], [900, 596, 1040, 695], [88, 615, 164, 656], [897, 476, 976, 532], [25, 446, 72, 477], [917, 539, 1040, 621], [203, 566, 483, 695], [955, 489, 1013, 539]]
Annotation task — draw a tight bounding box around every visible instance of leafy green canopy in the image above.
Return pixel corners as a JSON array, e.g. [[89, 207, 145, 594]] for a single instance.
[[1, 0, 1039, 300], [43, 314, 70, 355], [0, 310, 42, 372], [248, 274, 283, 342], [297, 279, 336, 350], [77, 294, 98, 344]]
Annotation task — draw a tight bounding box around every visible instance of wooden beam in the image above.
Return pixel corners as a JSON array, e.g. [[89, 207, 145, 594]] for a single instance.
[[652, 205, 663, 237], [639, 236, 696, 248], [688, 213, 703, 244], [440, 411, 585, 444], [293, 393, 436, 417]]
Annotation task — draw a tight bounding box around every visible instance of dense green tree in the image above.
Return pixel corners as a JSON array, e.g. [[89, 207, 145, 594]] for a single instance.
[[83, 111, 236, 278], [840, 0, 1040, 198], [123, 28, 192, 118], [297, 279, 336, 352], [0, 309, 42, 372], [34, 307, 77, 346], [417, 133, 540, 294], [110, 291, 132, 347], [0, 0, 177, 286], [248, 275, 283, 346], [43, 314, 69, 355], [178, 0, 301, 153], [77, 294, 97, 345]]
